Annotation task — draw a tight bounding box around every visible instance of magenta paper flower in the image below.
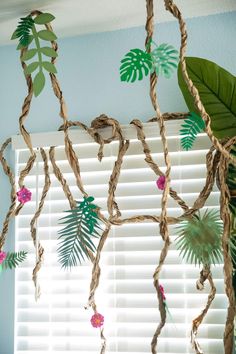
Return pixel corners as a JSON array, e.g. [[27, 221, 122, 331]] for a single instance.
[[90, 313, 104, 328], [17, 187, 32, 204], [159, 284, 166, 300], [156, 175, 166, 190], [0, 251, 7, 264]]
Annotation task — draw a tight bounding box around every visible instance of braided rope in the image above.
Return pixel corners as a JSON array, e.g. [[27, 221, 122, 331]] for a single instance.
[[0, 138, 16, 250], [30, 148, 51, 299], [191, 266, 216, 354]]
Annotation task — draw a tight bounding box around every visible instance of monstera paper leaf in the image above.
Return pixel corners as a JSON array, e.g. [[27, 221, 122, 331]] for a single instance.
[[178, 57, 236, 139], [120, 49, 152, 83], [151, 43, 179, 78]]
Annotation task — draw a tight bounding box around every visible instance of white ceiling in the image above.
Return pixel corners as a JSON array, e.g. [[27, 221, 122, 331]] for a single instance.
[[0, 0, 236, 45]]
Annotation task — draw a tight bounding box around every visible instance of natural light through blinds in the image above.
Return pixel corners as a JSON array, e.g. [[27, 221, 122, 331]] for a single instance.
[[13, 121, 226, 354]]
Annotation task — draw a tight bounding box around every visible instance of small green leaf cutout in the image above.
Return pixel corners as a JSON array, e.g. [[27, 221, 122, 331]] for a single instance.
[[34, 13, 55, 25], [40, 47, 58, 57], [42, 61, 57, 73], [38, 29, 57, 41], [33, 71, 46, 96], [24, 61, 39, 75], [21, 48, 37, 61]]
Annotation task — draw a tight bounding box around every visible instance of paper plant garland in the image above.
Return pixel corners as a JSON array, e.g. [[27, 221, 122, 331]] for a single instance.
[[11, 13, 57, 96], [175, 209, 223, 266], [57, 196, 102, 268], [0, 251, 27, 270], [180, 112, 205, 151], [120, 41, 178, 83]]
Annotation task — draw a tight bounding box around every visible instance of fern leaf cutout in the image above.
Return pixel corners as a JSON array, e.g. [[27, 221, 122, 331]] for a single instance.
[[120, 49, 152, 83], [11, 16, 34, 47], [151, 43, 179, 78], [180, 112, 205, 151], [57, 196, 102, 269], [2, 251, 27, 270]]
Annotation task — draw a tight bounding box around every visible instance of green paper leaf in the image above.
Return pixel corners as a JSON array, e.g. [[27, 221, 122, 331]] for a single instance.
[[38, 29, 57, 41], [2, 251, 27, 270], [21, 48, 37, 61], [34, 13, 55, 25], [178, 57, 236, 139], [151, 43, 179, 79], [180, 112, 205, 151], [33, 71, 46, 97], [57, 196, 102, 269], [42, 61, 57, 73], [40, 46, 58, 58], [24, 61, 39, 75], [17, 35, 33, 50], [11, 30, 18, 40], [120, 49, 152, 83], [175, 209, 223, 266], [12, 16, 34, 47]]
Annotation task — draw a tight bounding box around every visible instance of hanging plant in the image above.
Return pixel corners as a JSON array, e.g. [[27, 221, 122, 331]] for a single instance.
[[180, 112, 205, 151], [175, 209, 223, 266], [57, 196, 102, 269], [11, 13, 57, 97], [0, 251, 27, 270], [120, 41, 178, 83]]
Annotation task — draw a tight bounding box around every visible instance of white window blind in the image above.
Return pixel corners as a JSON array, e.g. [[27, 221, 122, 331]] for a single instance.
[[13, 121, 226, 354]]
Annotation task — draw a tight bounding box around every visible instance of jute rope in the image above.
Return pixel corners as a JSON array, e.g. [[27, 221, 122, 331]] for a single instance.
[[164, 0, 236, 166], [191, 265, 216, 354], [0, 138, 16, 250], [30, 148, 51, 300], [131, 119, 189, 211], [145, 1, 172, 351], [3, 3, 233, 352], [218, 153, 236, 354]]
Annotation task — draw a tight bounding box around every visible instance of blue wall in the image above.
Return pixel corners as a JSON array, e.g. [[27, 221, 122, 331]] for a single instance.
[[0, 11, 235, 353]]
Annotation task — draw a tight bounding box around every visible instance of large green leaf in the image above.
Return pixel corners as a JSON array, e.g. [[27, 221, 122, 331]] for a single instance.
[[178, 57, 236, 139]]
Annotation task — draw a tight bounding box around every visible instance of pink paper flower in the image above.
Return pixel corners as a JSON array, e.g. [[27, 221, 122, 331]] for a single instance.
[[90, 313, 104, 328], [0, 251, 7, 264], [156, 175, 166, 190], [159, 284, 166, 300], [17, 187, 32, 204]]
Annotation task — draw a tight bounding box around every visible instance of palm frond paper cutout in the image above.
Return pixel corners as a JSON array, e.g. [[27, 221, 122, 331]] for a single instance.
[[57, 196, 102, 269], [180, 112, 205, 151], [175, 209, 223, 266], [1, 251, 27, 270]]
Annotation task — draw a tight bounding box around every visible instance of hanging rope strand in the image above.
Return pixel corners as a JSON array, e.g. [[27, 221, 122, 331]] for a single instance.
[[145, 1, 172, 352]]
